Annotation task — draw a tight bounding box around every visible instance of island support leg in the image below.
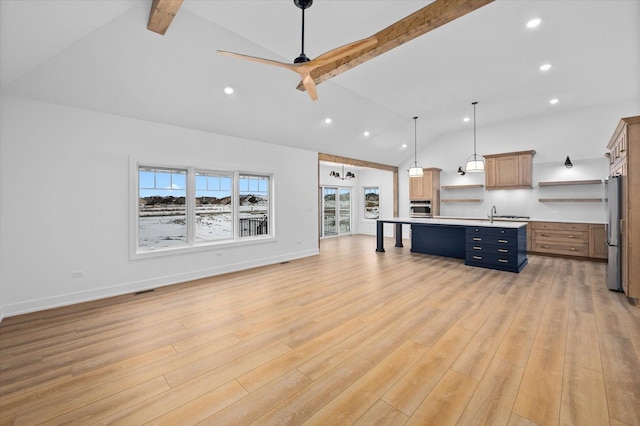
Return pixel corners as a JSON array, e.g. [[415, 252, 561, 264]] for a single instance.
[[376, 221, 385, 252], [395, 223, 403, 247]]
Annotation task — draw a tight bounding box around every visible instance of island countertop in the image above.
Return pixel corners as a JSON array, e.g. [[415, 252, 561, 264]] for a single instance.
[[378, 217, 528, 228]]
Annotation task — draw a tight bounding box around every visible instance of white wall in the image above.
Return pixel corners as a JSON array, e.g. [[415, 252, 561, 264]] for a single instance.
[[319, 163, 395, 237], [0, 96, 319, 319], [398, 100, 640, 224]]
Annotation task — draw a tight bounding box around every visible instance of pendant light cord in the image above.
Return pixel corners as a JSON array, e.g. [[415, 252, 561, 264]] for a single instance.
[[301, 8, 305, 56], [472, 101, 478, 158], [414, 116, 418, 165]]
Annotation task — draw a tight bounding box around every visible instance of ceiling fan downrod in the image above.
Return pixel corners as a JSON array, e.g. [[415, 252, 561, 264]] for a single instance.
[[293, 0, 313, 63]]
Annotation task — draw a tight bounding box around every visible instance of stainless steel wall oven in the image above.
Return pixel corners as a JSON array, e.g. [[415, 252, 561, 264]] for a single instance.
[[410, 200, 432, 218]]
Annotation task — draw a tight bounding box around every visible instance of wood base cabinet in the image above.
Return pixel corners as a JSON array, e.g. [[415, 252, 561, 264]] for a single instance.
[[607, 116, 640, 298], [530, 221, 606, 261]]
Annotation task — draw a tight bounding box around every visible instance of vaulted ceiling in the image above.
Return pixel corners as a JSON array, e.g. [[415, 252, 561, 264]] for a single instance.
[[1, 0, 638, 166]]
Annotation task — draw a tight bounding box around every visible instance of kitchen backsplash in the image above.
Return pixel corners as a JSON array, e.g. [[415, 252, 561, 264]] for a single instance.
[[439, 157, 609, 223]]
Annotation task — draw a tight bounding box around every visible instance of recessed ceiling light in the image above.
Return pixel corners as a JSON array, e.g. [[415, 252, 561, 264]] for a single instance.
[[549, 98, 559, 104], [223, 86, 234, 95], [526, 18, 541, 28], [463, 117, 470, 122], [363, 131, 370, 137], [539, 63, 552, 71], [402, 144, 407, 149], [323, 117, 333, 125]]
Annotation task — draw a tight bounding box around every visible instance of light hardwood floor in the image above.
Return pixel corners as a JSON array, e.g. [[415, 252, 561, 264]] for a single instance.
[[1, 235, 639, 425]]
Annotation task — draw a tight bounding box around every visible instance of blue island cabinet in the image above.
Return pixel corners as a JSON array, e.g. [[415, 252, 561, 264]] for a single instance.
[[465, 226, 528, 273]]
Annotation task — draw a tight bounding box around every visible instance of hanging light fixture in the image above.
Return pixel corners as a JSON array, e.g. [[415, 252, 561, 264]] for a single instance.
[[465, 101, 485, 172], [329, 164, 355, 180], [564, 156, 573, 168], [408, 116, 424, 177]]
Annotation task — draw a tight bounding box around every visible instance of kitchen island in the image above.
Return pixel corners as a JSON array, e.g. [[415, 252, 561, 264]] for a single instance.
[[376, 217, 528, 273]]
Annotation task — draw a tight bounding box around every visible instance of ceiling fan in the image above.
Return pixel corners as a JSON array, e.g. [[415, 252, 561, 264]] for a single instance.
[[218, 0, 494, 101], [217, 0, 377, 101]]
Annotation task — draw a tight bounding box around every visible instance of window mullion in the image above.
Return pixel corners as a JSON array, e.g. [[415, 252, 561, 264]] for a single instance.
[[233, 171, 239, 239], [187, 168, 195, 245]]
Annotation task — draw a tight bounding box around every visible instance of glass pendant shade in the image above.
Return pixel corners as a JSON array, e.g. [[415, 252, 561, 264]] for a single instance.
[[408, 163, 424, 177], [465, 155, 485, 172]]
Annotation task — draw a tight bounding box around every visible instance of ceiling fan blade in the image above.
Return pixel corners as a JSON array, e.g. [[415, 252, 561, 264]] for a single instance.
[[309, 36, 378, 67], [217, 50, 297, 72], [297, 0, 495, 92], [301, 74, 318, 101]]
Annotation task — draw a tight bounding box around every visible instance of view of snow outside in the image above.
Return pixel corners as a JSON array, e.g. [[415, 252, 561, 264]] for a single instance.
[[364, 187, 380, 219], [138, 168, 268, 248]]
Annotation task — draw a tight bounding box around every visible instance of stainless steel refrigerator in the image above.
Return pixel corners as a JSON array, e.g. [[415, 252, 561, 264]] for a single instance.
[[606, 176, 622, 291]]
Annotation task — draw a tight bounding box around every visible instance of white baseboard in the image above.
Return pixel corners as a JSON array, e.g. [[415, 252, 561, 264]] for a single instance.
[[1, 248, 319, 319]]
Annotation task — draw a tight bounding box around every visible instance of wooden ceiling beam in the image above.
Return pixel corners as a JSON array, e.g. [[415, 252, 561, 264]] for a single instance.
[[297, 0, 494, 91], [147, 0, 184, 35]]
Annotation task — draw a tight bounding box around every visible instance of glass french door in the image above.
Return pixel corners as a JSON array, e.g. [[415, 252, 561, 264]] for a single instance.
[[321, 187, 351, 237]]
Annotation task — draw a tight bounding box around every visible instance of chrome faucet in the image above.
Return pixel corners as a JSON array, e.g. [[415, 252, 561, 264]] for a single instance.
[[489, 205, 497, 223]]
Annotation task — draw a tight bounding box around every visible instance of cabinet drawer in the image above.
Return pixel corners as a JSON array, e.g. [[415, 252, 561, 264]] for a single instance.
[[531, 222, 588, 232], [467, 226, 517, 238], [533, 242, 588, 256], [466, 253, 518, 268], [467, 244, 517, 255], [466, 234, 516, 247], [534, 230, 588, 244]]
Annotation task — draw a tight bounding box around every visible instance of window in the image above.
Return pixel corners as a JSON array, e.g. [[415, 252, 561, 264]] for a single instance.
[[239, 174, 270, 237], [134, 161, 273, 257], [364, 186, 380, 219], [138, 167, 187, 248], [195, 171, 233, 242]]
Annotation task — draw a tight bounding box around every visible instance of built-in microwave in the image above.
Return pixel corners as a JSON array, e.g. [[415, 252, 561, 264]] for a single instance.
[[410, 200, 432, 218]]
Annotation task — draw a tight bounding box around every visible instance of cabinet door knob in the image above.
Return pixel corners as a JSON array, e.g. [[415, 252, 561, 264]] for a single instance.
[[542, 245, 550, 249]]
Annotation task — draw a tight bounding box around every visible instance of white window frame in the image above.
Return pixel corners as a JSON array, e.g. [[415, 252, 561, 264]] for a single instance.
[[130, 156, 275, 260], [363, 186, 380, 220]]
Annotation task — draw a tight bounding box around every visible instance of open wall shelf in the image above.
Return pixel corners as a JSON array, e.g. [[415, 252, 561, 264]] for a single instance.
[[441, 199, 483, 203], [538, 179, 603, 186], [441, 184, 484, 189], [538, 198, 603, 203]]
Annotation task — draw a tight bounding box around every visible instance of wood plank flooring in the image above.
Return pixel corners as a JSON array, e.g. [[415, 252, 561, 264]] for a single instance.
[[1, 235, 639, 425]]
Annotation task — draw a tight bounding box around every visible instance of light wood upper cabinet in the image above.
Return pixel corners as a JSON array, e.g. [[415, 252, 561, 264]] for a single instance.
[[484, 150, 535, 190], [409, 168, 441, 215], [409, 168, 441, 200]]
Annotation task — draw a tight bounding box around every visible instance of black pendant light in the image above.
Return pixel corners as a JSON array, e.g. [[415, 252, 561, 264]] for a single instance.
[[330, 164, 355, 180]]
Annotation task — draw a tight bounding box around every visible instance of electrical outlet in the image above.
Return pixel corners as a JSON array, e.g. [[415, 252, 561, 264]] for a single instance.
[[71, 271, 84, 278]]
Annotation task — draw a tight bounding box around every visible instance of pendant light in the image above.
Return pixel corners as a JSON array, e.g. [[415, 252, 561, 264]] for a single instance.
[[408, 116, 424, 177], [329, 164, 355, 180], [465, 101, 485, 172], [564, 156, 573, 168]]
